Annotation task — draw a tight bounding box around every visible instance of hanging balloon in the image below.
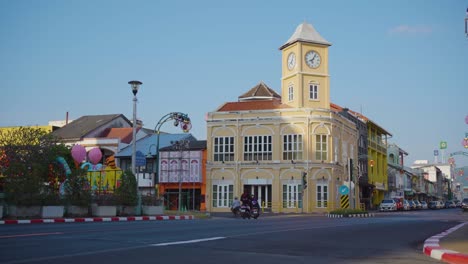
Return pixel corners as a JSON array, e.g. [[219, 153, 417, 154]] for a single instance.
[[71, 144, 86, 163], [465, 115, 468, 125], [88, 148, 102, 165]]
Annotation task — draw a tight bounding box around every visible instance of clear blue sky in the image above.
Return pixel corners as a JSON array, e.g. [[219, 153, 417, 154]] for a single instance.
[[1, 0, 467, 167]]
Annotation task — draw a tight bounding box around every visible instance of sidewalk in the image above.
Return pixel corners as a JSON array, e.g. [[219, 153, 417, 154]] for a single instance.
[[0, 215, 195, 224], [423, 221, 468, 264]]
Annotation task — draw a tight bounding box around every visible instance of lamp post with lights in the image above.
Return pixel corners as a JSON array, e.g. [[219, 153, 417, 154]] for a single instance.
[[152, 113, 192, 198], [128, 80, 142, 215]]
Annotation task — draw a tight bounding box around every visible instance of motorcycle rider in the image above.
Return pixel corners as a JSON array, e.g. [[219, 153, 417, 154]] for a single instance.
[[251, 194, 260, 210], [231, 197, 241, 214], [241, 189, 252, 210]]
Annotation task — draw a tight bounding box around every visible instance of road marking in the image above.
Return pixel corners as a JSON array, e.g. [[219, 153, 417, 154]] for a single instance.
[[0, 232, 64, 239], [151, 237, 226, 247]]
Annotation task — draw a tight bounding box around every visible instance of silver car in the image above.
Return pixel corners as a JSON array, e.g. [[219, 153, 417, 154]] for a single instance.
[[462, 198, 468, 212], [379, 199, 397, 212]]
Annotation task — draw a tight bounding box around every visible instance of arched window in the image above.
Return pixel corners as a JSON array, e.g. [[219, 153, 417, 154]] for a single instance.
[[309, 82, 319, 100], [288, 84, 294, 101]]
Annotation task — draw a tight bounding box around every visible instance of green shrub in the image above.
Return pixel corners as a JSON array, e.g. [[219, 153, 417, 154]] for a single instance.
[[93, 194, 117, 206], [63, 170, 92, 207], [114, 170, 137, 206]]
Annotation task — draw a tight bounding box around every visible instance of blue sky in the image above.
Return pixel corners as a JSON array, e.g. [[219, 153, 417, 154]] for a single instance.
[[1, 0, 467, 167]]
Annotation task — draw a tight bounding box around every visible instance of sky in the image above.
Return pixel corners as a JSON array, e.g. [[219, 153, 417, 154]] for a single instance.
[[1, 0, 467, 167]]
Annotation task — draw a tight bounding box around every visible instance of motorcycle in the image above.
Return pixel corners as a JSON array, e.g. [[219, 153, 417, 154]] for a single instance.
[[239, 202, 260, 219], [231, 205, 241, 217], [251, 200, 260, 219], [240, 204, 251, 219]]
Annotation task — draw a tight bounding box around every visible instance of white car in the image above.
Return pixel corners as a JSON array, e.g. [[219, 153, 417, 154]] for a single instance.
[[379, 199, 397, 212], [420, 201, 428, 209]]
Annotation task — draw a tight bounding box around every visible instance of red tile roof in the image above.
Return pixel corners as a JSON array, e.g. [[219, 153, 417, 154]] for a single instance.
[[102, 127, 139, 144], [330, 103, 368, 122], [217, 99, 292, 112], [330, 103, 391, 136], [238, 82, 281, 101]]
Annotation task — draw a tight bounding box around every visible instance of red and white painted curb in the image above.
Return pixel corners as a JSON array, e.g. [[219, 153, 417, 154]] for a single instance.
[[423, 222, 468, 264], [0, 215, 194, 225]]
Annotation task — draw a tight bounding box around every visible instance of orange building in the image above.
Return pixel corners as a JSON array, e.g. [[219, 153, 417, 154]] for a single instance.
[[157, 141, 207, 211]]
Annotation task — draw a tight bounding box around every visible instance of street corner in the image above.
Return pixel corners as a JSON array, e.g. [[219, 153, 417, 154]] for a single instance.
[[0, 215, 195, 225], [423, 222, 468, 264]]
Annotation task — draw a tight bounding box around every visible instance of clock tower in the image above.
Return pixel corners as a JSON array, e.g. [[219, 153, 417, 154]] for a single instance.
[[279, 22, 332, 109]]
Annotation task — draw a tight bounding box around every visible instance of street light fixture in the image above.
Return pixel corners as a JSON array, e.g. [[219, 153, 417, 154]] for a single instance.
[[128, 80, 142, 215], [128, 80, 142, 176], [152, 112, 191, 198]]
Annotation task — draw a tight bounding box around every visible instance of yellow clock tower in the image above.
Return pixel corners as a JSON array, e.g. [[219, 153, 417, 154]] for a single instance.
[[279, 22, 332, 109]]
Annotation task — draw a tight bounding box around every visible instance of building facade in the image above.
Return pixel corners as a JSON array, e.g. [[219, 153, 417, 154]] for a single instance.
[[206, 22, 358, 213]]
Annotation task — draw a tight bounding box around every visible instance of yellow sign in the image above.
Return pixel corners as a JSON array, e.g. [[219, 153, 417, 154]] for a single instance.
[[340, 195, 349, 209], [87, 167, 122, 192]]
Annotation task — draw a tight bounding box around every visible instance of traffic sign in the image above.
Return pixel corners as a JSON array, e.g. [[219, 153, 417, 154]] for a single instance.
[[136, 151, 146, 166], [340, 195, 349, 208], [339, 185, 349, 195]]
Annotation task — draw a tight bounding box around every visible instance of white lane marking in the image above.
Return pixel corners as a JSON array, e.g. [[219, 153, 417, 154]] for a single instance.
[[151, 237, 226, 247]]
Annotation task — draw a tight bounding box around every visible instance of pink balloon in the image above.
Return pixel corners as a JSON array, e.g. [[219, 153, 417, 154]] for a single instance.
[[88, 148, 102, 165], [71, 144, 86, 163]]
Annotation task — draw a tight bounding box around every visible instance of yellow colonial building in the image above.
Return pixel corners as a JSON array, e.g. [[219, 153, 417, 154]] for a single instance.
[[206, 22, 359, 213]]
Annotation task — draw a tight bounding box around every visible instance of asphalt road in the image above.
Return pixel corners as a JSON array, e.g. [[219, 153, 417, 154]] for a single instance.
[[0, 209, 465, 264]]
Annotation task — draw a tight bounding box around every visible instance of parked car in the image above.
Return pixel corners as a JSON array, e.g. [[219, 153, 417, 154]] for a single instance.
[[461, 198, 468, 212], [420, 201, 428, 210], [393, 198, 403, 211], [413, 200, 422, 210], [408, 200, 416, 210], [437, 201, 445, 209], [402, 199, 410, 211], [445, 201, 456, 209], [379, 199, 397, 212], [428, 201, 439, 210]]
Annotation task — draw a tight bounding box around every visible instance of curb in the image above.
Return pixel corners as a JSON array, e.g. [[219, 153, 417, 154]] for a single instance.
[[423, 222, 468, 264], [0, 215, 194, 225], [327, 213, 375, 218]]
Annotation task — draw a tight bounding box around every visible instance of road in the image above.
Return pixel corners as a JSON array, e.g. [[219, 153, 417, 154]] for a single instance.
[[0, 209, 466, 264]]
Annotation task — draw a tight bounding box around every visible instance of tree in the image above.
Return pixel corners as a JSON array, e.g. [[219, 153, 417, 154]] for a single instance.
[[0, 127, 72, 205], [63, 169, 91, 207], [114, 170, 137, 206]]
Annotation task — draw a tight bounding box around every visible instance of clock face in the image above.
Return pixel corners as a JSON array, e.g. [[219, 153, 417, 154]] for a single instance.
[[305, 50, 321, 68], [287, 52, 296, 70]]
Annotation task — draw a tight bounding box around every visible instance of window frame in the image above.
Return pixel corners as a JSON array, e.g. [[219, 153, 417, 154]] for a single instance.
[[243, 135, 272, 161], [315, 134, 328, 161], [213, 136, 235, 162], [212, 184, 233, 208], [288, 85, 294, 101], [282, 134, 303, 160], [282, 184, 303, 208], [309, 83, 319, 100]]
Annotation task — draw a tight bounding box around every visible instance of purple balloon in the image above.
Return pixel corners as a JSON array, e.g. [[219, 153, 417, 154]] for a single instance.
[[71, 144, 86, 163], [88, 148, 102, 165]]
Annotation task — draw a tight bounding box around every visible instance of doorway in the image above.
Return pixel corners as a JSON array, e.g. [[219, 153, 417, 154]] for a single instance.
[[243, 185, 272, 209]]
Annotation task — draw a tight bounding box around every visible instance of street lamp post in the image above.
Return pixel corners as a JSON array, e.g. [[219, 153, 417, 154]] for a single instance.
[[152, 112, 192, 198], [128, 80, 142, 215]]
